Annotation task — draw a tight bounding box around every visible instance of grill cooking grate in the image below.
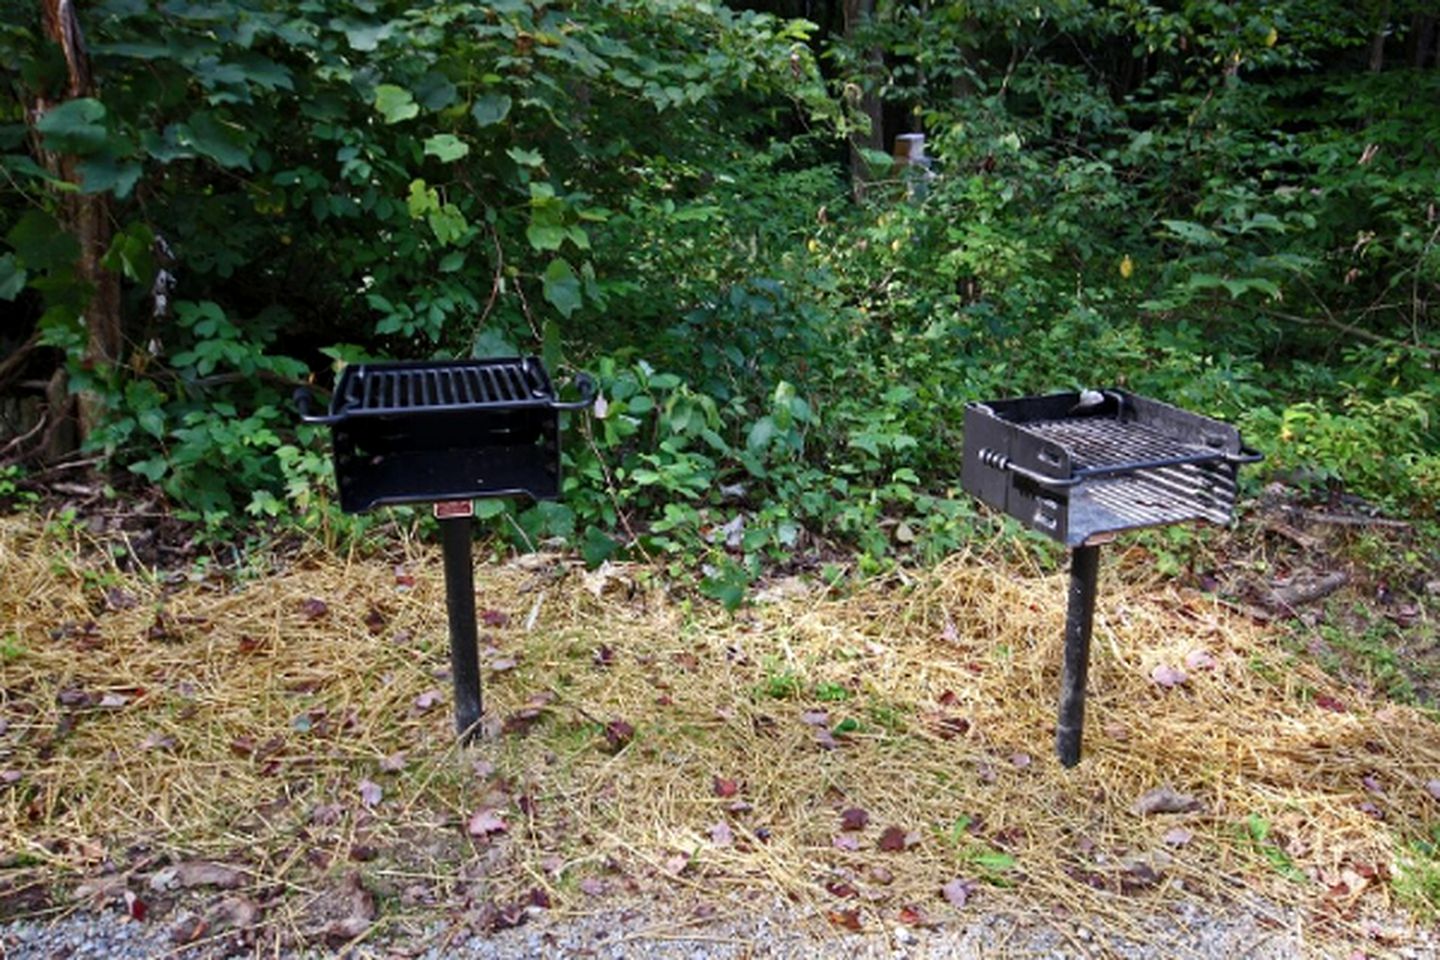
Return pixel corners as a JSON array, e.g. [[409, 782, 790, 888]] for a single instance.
[[337, 359, 551, 415]]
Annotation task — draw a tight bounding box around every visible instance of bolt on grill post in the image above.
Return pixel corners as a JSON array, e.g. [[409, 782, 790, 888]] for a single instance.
[[1056, 544, 1101, 767], [440, 515, 482, 742]]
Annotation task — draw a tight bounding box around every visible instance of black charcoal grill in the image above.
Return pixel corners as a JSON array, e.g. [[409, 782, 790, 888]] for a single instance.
[[297, 357, 594, 741], [962, 389, 1261, 766]]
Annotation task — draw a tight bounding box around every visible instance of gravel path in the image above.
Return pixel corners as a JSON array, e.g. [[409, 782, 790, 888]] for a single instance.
[[10, 893, 1432, 959]]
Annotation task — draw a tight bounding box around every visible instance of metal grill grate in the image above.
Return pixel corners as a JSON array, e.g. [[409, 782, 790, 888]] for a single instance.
[[337, 359, 550, 416], [1026, 418, 1220, 471]]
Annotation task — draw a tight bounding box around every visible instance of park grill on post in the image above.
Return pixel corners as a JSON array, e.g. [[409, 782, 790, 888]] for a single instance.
[[961, 389, 1262, 767], [297, 357, 594, 741]]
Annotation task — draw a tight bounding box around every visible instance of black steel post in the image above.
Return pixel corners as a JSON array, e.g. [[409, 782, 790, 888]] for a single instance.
[[1056, 544, 1101, 767], [440, 516, 482, 742]]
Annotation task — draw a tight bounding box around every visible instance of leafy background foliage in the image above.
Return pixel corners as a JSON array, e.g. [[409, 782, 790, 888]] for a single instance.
[[1, 0, 1437, 598]]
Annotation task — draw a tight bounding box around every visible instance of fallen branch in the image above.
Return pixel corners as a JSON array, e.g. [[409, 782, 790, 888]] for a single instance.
[[1302, 511, 1411, 531], [1265, 570, 1349, 612]]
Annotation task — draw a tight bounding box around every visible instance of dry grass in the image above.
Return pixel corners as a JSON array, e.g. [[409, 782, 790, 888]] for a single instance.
[[1, 511, 1438, 952]]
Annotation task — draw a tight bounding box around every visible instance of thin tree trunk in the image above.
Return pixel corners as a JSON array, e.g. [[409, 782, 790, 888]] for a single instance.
[[843, 0, 884, 200], [1369, 0, 1390, 73], [34, 0, 121, 447]]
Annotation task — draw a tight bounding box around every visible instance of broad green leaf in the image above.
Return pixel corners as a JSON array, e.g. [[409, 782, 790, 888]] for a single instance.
[[438, 250, 466, 272], [181, 111, 253, 168], [427, 204, 467, 245], [471, 93, 512, 127], [507, 146, 544, 168], [747, 416, 776, 453], [423, 134, 470, 162], [36, 99, 108, 155], [339, 19, 394, 51], [526, 224, 566, 251], [374, 84, 419, 124], [0, 254, 25, 301], [100, 222, 156, 285], [1161, 219, 1221, 247], [78, 154, 143, 197], [406, 179, 436, 217], [6, 210, 79, 273], [415, 72, 459, 110], [541, 258, 582, 317]]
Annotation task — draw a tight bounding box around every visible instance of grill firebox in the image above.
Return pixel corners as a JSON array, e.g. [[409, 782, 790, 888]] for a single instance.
[[297, 357, 594, 741], [962, 389, 1261, 765], [298, 357, 590, 514]]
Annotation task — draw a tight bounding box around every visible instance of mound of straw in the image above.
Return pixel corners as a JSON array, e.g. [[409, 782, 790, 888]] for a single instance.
[[1, 512, 1436, 951]]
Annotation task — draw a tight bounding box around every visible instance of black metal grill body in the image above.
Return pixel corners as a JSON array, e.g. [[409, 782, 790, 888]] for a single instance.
[[962, 390, 1253, 547], [961, 389, 1260, 767], [302, 358, 576, 514], [297, 356, 593, 743]]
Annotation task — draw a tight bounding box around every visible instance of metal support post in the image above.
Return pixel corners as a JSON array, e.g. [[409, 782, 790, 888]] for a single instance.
[[440, 515, 482, 742], [1056, 544, 1101, 767]]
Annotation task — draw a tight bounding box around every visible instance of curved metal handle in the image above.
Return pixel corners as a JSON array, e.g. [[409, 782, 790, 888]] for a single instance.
[[295, 387, 343, 425], [550, 372, 597, 412], [1224, 446, 1265, 465]]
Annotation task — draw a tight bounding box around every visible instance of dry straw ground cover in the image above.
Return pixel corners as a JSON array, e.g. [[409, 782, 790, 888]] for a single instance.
[[1, 511, 1438, 952]]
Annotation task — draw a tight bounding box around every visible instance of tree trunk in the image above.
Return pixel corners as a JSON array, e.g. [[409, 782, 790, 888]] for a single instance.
[[35, 0, 121, 447], [843, 0, 884, 200], [1368, 0, 1390, 73]]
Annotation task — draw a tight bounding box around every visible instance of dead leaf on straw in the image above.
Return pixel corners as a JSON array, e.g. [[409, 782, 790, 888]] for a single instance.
[[1184, 649, 1217, 671], [480, 609, 509, 628], [166, 861, 247, 890], [1150, 664, 1188, 688], [800, 710, 829, 726], [413, 689, 442, 711], [1162, 827, 1194, 848], [832, 835, 861, 852], [140, 732, 176, 752], [897, 905, 929, 927], [1315, 694, 1347, 713], [1426, 780, 1440, 801], [709, 822, 734, 847], [1132, 786, 1201, 816], [320, 873, 375, 947], [878, 826, 917, 852], [299, 597, 329, 620], [603, 719, 635, 752], [363, 607, 386, 634], [713, 776, 740, 797], [468, 809, 508, 838], [379, 752, 407, 773], [840, 807, 869, 831], [827, 908, 862, 931], [578, 877, 606, 897], [358, 779, 383, 807], [941, 877, 976, 909]]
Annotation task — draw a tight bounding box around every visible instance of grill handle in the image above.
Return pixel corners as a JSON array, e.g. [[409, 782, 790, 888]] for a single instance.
[[979, 449, 1083, 490], [1224, 446, 1265, 465], [294, 387, 344, 426], [549, 372, 597, 412]]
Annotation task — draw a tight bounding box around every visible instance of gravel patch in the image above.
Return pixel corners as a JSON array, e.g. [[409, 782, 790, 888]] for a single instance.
[[8, 893, 1433, 959]]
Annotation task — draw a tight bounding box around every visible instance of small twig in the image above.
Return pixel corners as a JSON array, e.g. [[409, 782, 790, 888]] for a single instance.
[[0, 414, 47, 462]]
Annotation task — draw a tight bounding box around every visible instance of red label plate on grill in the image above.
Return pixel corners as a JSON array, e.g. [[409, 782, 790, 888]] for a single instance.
[[433, 500, 475, 519]]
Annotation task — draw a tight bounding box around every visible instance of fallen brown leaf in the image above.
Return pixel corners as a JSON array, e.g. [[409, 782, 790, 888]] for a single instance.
[[1132, 786, 1201, 816]]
